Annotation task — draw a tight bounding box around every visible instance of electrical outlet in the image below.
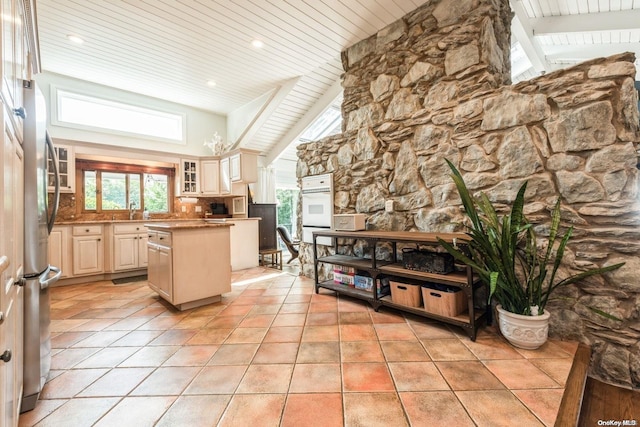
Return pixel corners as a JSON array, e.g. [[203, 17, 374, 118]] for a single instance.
[[195, 206, 202, 213], [181, 206, 187, 212]]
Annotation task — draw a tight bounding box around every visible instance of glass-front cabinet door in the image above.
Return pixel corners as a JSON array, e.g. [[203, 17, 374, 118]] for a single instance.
[[179, 159, 199, 195], [48, 145, 75, 193]]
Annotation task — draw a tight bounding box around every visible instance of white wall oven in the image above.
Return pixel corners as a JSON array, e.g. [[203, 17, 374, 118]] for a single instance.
[[301, 173, 333, 245]]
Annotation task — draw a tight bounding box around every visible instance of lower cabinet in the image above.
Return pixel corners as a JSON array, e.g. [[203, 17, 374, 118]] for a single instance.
[[147, 232, 172, 301], [72, 226, 104, 276], [48, 226, 70, 278], [113, 224, 148, 271]]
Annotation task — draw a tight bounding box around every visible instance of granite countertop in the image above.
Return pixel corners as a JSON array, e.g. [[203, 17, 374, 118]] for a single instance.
[[54, 217, 259, 225], [145, 221, 235, 230]]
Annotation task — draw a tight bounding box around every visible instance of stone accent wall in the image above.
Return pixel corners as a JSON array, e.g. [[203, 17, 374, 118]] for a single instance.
[[296, 0, 640, 388]]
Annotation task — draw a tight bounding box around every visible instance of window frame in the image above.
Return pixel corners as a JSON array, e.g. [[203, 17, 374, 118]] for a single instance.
[[77, 160, 175, 214], [51, 85, 187, 145]]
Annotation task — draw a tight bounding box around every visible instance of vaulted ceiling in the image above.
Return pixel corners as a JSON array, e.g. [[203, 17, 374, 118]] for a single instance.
[[36, 0, 640, 173]]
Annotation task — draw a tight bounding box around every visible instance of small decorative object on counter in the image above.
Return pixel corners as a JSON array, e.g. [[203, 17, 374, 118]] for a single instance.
[[143, 209, 150, 220], [402, 246, 455, 274]]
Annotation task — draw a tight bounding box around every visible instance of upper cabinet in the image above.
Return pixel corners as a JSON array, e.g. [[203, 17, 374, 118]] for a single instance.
[[177, 149, 258, 198], [1, 0, 28, 141], [200, 158, 220, 196], [228, 149, 258, 183], [179, 158, 199, 196], [48, 145, 75, 193]]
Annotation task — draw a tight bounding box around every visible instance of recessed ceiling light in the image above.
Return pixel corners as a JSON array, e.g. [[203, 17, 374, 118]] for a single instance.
[[67, 35, 84, 44], [251, 39, 264, 49], [206, 80, 217, 87]]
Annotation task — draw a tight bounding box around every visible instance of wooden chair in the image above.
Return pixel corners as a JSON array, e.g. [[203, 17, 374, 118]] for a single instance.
[[276, 226, 300, 263]]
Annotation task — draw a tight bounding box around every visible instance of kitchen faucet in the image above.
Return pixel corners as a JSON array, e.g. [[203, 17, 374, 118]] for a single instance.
[[129, 202, 136, 220]]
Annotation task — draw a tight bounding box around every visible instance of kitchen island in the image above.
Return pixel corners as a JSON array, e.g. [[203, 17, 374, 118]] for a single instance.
[[145, 221, 233, 311]]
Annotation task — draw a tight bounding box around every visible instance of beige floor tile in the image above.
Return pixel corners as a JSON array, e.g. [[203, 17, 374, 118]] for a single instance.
[[422, 338, 477, 361], [74, 346, 140, 368], [483, 359, 562, 389], [374, 323, 417, 341], [207, 343, 259, 365], [217, 394, 286, 427], [77, 367, 153, 397], [297, 342, 340, 363], [436, 361, 506, 390], [263, 326, 304, 343], [93, 396, 176, 427], [400, 391, 476, 426], [162, 344, 219, 366], [456, 390, 545, 426], [380, 341, 431, 362], [253, 342, 300, 364], [301, 325, 340, 342], [184, 365, 248, 394], [341, 341, 385, 362], [236, 364, 294, 393], [531, 358, 575, 386], [155, 395, 232, 427], [343, 392, 408, 427], [289, 363, 342, 393], [40, 369, 108, 399], [512, 388, 564, 427], [118, 345, 179, 367], [130, 366, 201, 395], [29, 397, 120, 427], [388, 362, 450, 391]]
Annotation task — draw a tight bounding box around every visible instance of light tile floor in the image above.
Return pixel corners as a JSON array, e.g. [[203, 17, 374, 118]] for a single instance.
[[19, 266, 578, 427]]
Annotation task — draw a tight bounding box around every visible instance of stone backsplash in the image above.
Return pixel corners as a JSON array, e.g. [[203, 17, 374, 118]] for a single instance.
[[54, 193, 233, 222], [296, 0, 640, 387]]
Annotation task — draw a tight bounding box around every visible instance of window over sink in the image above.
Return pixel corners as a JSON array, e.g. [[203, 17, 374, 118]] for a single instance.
[[79, 160, 174, 214]]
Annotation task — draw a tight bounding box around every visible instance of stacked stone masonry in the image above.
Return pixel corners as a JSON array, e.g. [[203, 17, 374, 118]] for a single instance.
[[296, 0, 640, 388]]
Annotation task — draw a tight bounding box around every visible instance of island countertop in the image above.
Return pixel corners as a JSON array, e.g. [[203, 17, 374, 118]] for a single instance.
[[144, 221, 235, 230]]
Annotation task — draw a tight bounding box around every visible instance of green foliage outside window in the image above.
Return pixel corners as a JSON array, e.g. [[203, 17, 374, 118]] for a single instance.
[[83, 169, 169, 213], [276, 188, 299, 233]]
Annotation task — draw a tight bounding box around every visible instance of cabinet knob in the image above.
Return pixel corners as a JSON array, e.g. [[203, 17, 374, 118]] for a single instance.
[[85, 229, 90, 232], [0, 350, 11, 363], [97, 238, 101, 242], [159, 237, 164, 240], [136, 227, 140, 231]]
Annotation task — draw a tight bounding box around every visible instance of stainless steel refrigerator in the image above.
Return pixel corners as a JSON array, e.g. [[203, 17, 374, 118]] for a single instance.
[[21, 80, 61, 412]]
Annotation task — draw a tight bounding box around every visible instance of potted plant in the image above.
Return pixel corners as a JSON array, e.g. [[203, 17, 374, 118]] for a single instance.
[[438, 160, 623, 349]]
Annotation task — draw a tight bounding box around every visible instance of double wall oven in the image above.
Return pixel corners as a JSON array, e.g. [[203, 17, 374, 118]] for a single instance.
[[301, 173, 333, 245]]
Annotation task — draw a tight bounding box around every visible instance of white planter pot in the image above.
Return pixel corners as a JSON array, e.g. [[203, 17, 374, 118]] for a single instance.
[[496, 305, 551, 350]]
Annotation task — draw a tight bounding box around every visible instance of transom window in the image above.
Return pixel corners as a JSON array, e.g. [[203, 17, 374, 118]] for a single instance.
[[78, 160, 174, 213], [52, 87, 186, 143]]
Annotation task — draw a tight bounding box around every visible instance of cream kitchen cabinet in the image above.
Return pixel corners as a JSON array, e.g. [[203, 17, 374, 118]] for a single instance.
[[48, 225, 71, 278], [72, 225, 104, 276], [226, 149, 258, 183], [48, 145, 75, 193], [178, 158, 199, 196], [147, 230, 172, 301], [146, 222, 232, 311], [200, 158, 220, 196], [113, 223, 148, 271], [219, 156, 231, 195]]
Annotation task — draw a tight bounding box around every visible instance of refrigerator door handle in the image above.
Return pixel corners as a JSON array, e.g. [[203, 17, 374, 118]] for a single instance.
[[45, 131, 60, 235], [39, 265, 61, 290]]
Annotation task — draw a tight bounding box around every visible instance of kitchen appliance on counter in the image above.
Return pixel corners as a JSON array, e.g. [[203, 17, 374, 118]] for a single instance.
[[301, 173, 333, 245], [21, 81, 62, 412]]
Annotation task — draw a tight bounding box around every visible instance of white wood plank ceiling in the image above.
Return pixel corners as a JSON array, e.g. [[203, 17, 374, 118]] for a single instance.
[[36, 0, 640, 168]]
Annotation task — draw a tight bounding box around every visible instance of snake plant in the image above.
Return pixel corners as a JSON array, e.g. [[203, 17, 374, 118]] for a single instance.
[[438, 159, 624, 316]]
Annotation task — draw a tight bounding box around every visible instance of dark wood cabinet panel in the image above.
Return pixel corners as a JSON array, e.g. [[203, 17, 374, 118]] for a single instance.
[[249, 203, 277, 250]]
